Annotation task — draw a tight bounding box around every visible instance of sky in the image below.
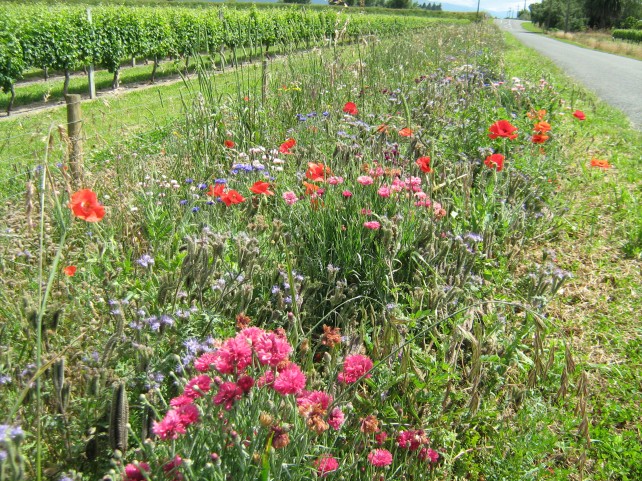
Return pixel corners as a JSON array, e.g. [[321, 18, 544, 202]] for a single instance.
[[440, 0, 541, 16]]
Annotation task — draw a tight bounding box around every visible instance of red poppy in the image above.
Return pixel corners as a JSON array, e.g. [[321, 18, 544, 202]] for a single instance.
[[531, 134, 549, 144], [415, 156, 432, 173], [68, 189, 105, 222], [343, 102, 358, 116], [224, 140, 235, 148], [484, 153, 505, 172], [573, 110, 586, 121], [279, 138, 296, 154], [305, 162, 332, 182], [590, 158, 611, 169], [488, 120, 518, 140], [249, 181, 274, 196], [207, 183, 226, 197], [63, 265, 77, 277], [398, 127, 413, 137], [220, 189, 245, 206], [533, 121, 551, 133]]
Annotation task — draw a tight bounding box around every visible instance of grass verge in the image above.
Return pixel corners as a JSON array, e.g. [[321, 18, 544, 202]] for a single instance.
[[502, 31, 642, 480]]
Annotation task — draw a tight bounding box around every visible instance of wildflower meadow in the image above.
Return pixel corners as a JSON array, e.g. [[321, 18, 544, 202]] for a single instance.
[[1, 12, 641, 481]]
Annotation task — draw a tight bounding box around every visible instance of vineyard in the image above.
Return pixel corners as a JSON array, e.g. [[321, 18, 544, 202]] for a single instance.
[[0, 3, 470, 113]]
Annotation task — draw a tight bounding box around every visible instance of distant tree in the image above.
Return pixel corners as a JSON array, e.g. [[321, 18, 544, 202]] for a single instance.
[[584, 0, 621, 28], [283, 0, 311, 4], [387, 0, 411, 8]]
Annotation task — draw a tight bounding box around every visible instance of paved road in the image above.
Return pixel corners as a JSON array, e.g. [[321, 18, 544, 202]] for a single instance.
[[495, 19, 642, 130]]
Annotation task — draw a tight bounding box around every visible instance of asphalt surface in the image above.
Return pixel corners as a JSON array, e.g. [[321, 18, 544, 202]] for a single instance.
[[495, 19, 642, 130]]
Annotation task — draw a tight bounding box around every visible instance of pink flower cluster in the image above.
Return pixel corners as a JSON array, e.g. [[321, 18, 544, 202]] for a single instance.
[[337, 354, 374, 384], [397, 429, 439, 464]]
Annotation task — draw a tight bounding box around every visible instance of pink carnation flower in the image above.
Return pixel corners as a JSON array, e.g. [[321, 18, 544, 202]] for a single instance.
[[327, 176, 344, 185], [397, 430, 428, 451], [377, 186, 391, 198], [169, 394, 193, 408], [328, 407, 346, 430], [342, 190, 352, 198], [363, 221, 381, 230], [214, 335, 252, 375], [274, 363, 306, 395], [184, 374, 212, 399], [297, 391, 333, 410], [257, 370, 276, 388], [337, 354, 374, 384], [237, 375, 255, 393], [177, 403, 199, 426], [357, 175, 374, 186], [194, 351, 218, 372], [124, 462, 151, 481], [313, 454, 339, 477], [239, 326, 266, 346], [282, 191, 299, 205], [254, 331, 293, 366], [153, 410, 187, 440], [213, 382, 244, 410], [367, 448, 393, 467], [418, 447, 439, 463]]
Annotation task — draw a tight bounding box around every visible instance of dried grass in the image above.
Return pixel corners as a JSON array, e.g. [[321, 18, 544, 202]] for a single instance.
[[551, 30, 642, 61]]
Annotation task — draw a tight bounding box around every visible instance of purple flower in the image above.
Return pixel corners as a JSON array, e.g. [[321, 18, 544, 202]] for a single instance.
[[136, 254, 154, 268]]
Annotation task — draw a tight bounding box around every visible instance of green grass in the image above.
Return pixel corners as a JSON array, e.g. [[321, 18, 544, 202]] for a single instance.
[[501, 31, 642, 480]]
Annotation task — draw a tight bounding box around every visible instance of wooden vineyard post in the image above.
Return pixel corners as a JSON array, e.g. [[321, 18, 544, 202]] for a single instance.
[[65, 94, 84, 187]]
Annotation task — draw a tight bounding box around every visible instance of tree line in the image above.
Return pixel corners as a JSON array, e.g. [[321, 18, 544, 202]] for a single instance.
[[526, 0, 641, 31]]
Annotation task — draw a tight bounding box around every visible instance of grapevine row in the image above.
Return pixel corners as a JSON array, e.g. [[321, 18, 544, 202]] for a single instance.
[[0, 4, 457, 113]]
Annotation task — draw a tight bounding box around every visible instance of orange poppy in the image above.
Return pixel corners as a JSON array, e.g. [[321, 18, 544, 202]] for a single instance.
[[527, 109, 547, 121], [68, 189, 105, 222], [590, 158, 611, 169], [303, 181, 320, 196], [531, 134, 549, 144], [376, 124, 389, 134], [533, 121, 551, 133], [398, 128, 413, 138], [305, 162, 332, 182]]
